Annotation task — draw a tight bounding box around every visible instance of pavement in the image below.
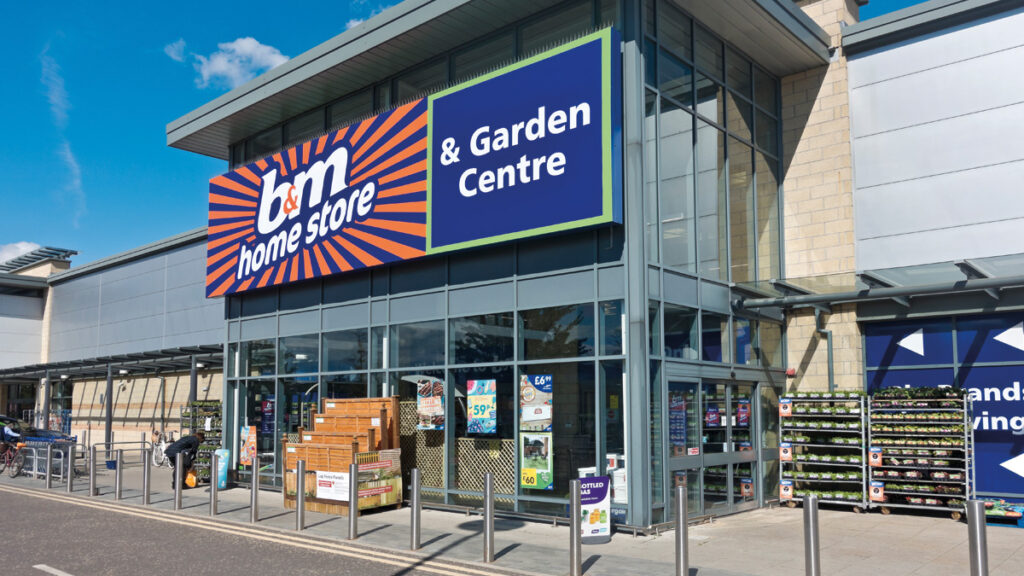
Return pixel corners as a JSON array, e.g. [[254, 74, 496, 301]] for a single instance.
[[4, 454, 1024, 576]]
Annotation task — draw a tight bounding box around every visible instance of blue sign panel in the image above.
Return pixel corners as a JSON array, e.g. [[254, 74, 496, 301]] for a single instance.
[[865, 368, 955, 393], [958, 366, 1024, 495], [957, 313, 1024, 364], [864, 319, 953, 368], [428, 29, 622, 252]]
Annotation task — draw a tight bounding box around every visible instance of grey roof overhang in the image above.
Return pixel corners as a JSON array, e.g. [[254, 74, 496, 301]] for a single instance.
[[843, 0, 1022, 55], [0, 345, 224, 380], [0, 272, 48, 290], [166, 0, 831, 160], [48, 227, 207, 285]]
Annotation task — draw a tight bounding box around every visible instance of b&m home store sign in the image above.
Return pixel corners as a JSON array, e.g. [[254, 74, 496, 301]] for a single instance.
[[205, 29, 622, 297]]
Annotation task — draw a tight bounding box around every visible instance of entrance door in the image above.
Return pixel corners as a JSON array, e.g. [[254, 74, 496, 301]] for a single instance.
[[231, 379, 276, 486]]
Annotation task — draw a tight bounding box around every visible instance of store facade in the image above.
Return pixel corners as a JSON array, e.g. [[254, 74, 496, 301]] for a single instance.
[[170, 0, 832, 528]]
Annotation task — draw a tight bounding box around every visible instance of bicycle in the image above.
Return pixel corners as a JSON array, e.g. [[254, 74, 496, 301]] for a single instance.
[[0, 442, 26, 478], [151, 430, 176, 468]]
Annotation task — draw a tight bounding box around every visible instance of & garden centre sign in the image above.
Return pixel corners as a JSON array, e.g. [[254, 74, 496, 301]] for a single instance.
[[205, 28, 621, 297]]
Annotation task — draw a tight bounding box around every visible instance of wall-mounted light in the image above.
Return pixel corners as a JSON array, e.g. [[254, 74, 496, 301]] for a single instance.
[[60, 375, 68, 380], [196, 362, 206, 369], [118, 369, 129, 375], [295, 354, 309, 361]]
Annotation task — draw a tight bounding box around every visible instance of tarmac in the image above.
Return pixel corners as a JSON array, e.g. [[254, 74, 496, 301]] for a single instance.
[[4, 452, 1024, 576]]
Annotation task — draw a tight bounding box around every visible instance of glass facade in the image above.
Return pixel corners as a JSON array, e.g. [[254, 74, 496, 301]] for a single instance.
[[219, 0, 787, 527]]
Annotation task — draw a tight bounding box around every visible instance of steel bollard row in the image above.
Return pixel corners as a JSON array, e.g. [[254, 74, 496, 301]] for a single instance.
[[968, 499, 989, 576], [114, 449, 123, 501], [45, 445, 54, 489], [66, 443, 75, 494], [250, 461, 260, 523], [142, 448, 151, 505], [410, 468, 421, 551], [174, 452, 184, 510], [296, 460, 306, 531], [675, 485, 689, 576], [804, 494, 821, 576], [210, 453, 219, 516], [348, 462, 358, 540], [484, 472, 495, 563], [89, 445, 97, 497]]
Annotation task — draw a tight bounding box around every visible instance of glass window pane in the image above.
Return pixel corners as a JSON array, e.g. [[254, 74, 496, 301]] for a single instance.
[[519, 304, 595, 360], [449, 313, 514, 364], [451, 366, 515, 495], [393, 370, 446, 494], [250, 126, 281, 160], [518, 362, 596, 498], [733, 318, 757, 366], [696, 120, 725, 280], [726, 92, 753, 143], [755, 150, 780, 281], [650, 361, 664, 505], [649, 301, 661, 356], [323, 373, 367, 399], [664, 304, 698, 360], [600, 0, 618, 26], [323, 328, 368, 372], [760, 385, 779, 450], [390, 320, 445, 367], [244, 339, 275, 376], [694, 25, 723, 81], [644, 38, 657, 85], [729, 138, 755, 283], [695, 72, 723, 126], [279, 334, 319, 374], [701, 383, 726, 454], [375, 82, 392, 110], [659, 99, 696, 272], [602, 360, 625, 465], [701, 313, 730, 363], [759, 321, 783, 369], [754, 66, 777, 113], [645, 90, 659, 262], [755, 110, 778, 157], [599, 300, 624, 356], [227, 343, 239, 377], [280, 377, 320, 439], [394, 59, 448, 102], [644, 0, 655, 37], [285, 108, 324, 147], [658, 48, 693, 108], [329, 90, 373, 129], [519, 0, 593, 54], [658, 0, 692, 61], [726, 47, 752, 97], [453, 33, 515, 83], [668, 381, 698, 455], [371, 326, 386, 369]]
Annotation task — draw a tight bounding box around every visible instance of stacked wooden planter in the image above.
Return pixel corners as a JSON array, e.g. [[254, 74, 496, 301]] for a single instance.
[[283, 396, 402, 516]]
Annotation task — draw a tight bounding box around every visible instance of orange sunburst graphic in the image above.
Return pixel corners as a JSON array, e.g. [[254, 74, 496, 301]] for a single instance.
[[206, 98, 428, 297]]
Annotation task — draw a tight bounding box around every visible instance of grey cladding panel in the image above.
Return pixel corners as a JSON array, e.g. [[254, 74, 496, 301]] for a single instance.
[[279, 310, 320, 336], [700, 282, 731, 314], [101, 270, 166, 302], [240, 317, 277, 341], [663, 272, 698, 307], [98, 316, 164, 346], [0, 294, 43, 319], [390, 292, 445, 323], [597, 267, 624, 300], [164, 329, 223, 350], [448, 282, 514, 316], [229, 322, 240, 341], [323, 303, 370, 331], [517, 271, 594, 310], [99, 292, 166, 324]]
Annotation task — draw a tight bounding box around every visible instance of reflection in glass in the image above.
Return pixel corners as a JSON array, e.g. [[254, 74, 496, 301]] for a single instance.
[[664, 304, 698, 360], [726, 47, 752, 97], [451, 366, 515, 492], [659, 49, 693, 107], [518, 362, 596, 498], [730, 138, 755, 282], [371, 326, 385, 369], [453, 33, 515, 83], [390, 320, 445, 367], [394, 59, 448, 101], [329, 90, 373, 130], [733, 462, 757, 504], [701, 312, 730, 363], [519, 0, 592, 54], [394, 370, 446, 493], [660, 99, 696, 272], [244, 339, 275, 376], [667, 381, 698, 456], [754, 66, 778, 113], [323, 373, 367, 400], [701, 383, 727, 453], [760, 385, 779, 450], [650, 361, 664, 506], [649, 301, 661, 356], [695, 25, 723, 81], [695, 72, 723, 126], [726, 92, 753, 143], [599, 300, 624, 356], [279, 378, 320, 438], [323, 328, 368, 372], [672, 469, 701, 518], [286, 109, 324, 147], [449, 313, 514, 365], [242, 379, 276, 485], [731, 384, 754, 450], [696, 120, 725, 280], [734, 319, 757, 366], [755, 150, 780, 281], [602, 360, 626, 463], [756, 110, 778, 157], [519, 304, 595, 360], [227, 342, 239, 378], [278, 334, 319, 374], [645, 90, 659, 262], [658, 0, 692, 60]]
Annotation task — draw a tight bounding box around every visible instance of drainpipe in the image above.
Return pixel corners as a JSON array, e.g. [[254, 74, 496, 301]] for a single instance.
[[42, 370, 51, 430], [814, 309, 835, 393], [105, 364, 113, 444], [189, 355, 198, 404], [159, 370, 166, 436]]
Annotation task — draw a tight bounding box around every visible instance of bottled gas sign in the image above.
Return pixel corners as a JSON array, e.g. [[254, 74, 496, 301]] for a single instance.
[[205, 28, 621, 297]]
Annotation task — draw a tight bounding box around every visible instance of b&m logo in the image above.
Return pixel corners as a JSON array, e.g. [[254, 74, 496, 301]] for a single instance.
[[206, 28, 621, 297]]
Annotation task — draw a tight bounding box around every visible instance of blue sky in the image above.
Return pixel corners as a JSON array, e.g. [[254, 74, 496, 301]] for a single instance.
[[0, 0, 925, 267], [860, 0, 928, 20]]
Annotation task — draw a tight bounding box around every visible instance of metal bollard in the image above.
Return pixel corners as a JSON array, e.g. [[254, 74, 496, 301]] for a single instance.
[[484, 472, 495, 563], [66, 444, 75, 494], [967, 500, 989, 576], [142, 448, 151, 505], [348, 462, 359, 540], [569, 479, 582, 576], [675, 484, 689, 576], [45, 445, 54, 489], [174, 452, 184, 510], [210, 453, 219, 516], [804, 494, 821, 576], [89, 445, 97, 497], [250, 461, 260, 523], [296, 460, 306, 531], [410, 468, 421, 551], [115, 450, 124, 500]]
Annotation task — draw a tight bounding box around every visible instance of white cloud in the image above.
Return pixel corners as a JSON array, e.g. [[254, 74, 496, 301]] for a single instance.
[[40, 45, 69, 130], [164, 38, 186, 62], [345, 18, 365, 29], [193, 37, 289, 89], [346, 3, 396, 30], [0, 242, 41, 265], [58, 140, 86, 227]]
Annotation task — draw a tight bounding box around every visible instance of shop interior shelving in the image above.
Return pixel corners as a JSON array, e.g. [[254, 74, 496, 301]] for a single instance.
[[180, 400, 223, 483], [867, 389, 972, 520], [780, 392, 867, 512]]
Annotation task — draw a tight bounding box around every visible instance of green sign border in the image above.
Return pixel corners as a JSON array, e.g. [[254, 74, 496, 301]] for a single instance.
[[425, 27, 617, 255]]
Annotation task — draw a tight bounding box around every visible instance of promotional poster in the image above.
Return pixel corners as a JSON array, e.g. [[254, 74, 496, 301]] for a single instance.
[[520, 374, 554, 432], [580, 476, 612, 544], [467, 379, 497, 434], [415, 376, 445, 430], [520, 431, 554, 490]]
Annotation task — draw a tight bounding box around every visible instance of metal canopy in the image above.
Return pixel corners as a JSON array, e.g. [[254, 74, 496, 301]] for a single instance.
[[736, 253, 1024, 310], [0, 246, 77, 273], [0, 345, 223, 381], [167, 0, 831, 160]]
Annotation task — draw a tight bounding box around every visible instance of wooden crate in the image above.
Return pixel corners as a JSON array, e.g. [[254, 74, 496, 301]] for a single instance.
[[283, 471, 355, 516], [299, 430, 377, 452], [283, 442, 357, 472], [320, 396, 400, 448]]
